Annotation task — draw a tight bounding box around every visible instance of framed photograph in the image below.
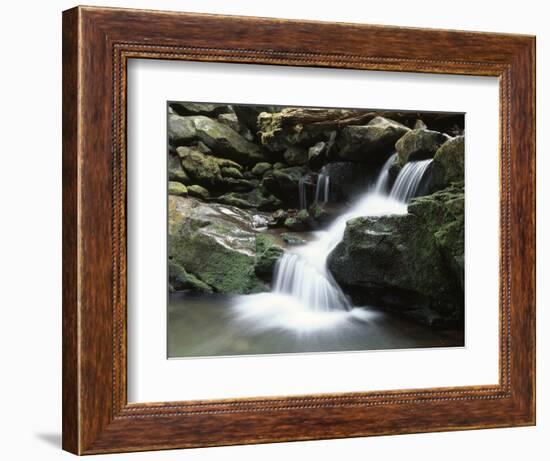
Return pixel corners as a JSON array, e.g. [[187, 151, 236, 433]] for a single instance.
[[62, 6, 535, 455]]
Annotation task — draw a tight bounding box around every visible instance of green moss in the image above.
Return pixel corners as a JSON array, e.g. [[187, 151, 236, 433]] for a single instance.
[[220, 166, 244, 179], [431, 136, 465, 188], [168, 154, 191, 184], [176, 146, 222, 187], [251, 162, 272, 177], [168, 181, 188, 197], [168, 261, 213, 293], [187, 185, 210, 200], [254, 234, 284, 280]]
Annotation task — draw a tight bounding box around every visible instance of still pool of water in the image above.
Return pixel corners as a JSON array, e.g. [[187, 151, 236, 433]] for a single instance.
[[168, 292, 464, 358]]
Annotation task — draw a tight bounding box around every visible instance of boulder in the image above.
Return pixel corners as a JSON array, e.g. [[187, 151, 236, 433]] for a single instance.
[[176, 146, 222, 187], [254, 234, 284, 280], [187, 185, 210, 200], [431, 136, 465, 190], [192, 115, 266, 166], [273, 162, 287, 170], [338, 116, 410, 164], [168, 260, 213, 293], [262, 166, 306, 207], [220, 166, 243, 179], [168, 113, 196, 146], [222, 178, 256, 192], [168, 196, 268, 294], [251, 162, 273, 177], [168, 154, 191, 184], [217, 112, 240, 131], [168, 181, 188, 197], [395, 128, 450, 165], [328, 184, 464, 325], [283, 146, 308, 166], [407, 184, 465, 287]]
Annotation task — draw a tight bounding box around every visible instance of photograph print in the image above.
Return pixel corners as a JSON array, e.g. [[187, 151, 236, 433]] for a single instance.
[[167, 102, 465, 358]]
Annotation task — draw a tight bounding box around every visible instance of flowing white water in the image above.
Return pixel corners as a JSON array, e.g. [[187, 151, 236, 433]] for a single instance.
[[234, 155, 433, 331], [314, 166, 330, 204], [390, 159, 432, 202], [299, 167, 331, 210], [298, 175, 308, 210]]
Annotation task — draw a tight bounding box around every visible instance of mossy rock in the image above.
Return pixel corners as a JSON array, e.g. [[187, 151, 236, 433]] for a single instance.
[[431, 136, 465, 189], [168, 154, 191, 184], [251, 162, 273, 177], [261, 166, 306, 207], [168, 113, 197, 146], [254, 234, 284, 280], [338, 116, 410, 164], [168, 196, 267, 294], [192, 115, 265, 165], [168, 261, 213, 293], [328, 184, 464, 325], [220, 166, 244, 179], [395, 128, 449, 166], [222, 178, 256, 192], [168, 181, 188, 197], [176, 146, 222, 187], [408, 184, 465, 287], [213, 157, 242, 170], [187, 185, 210, 200]]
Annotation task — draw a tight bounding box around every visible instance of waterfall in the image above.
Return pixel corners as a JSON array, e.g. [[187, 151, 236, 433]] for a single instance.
[[314, 166, 330, 204], [299, 167, 331, 210], [390, 159, 432, 202], [234, 155, 434, 329], [373, 153, 397, 194], [298, 176, 308, 210], [271, 156, 433, 312]]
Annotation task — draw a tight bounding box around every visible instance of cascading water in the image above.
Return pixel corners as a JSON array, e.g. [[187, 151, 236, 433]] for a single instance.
[[314, 166, 330, 204], [390, 159, 432, 202], [373, 153, 398, 194], [234, 155, 433, 331], [299, 167, 331, 210], [298, 176, 308, 210]]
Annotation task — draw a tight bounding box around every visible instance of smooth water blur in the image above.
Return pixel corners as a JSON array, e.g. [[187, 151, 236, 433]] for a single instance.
[[168, 292, 463, 358], [253, 154, 412, 314]]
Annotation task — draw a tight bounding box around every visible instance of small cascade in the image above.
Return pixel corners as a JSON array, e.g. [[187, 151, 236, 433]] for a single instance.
[[237, 153, 435, 320], [390, 159, 433, 202], [298, 176, 308, 210], [299, 167, 331, 210], [314, 166, 330, 204], [273, 253, 351, 312], [373, 153, 398, 194]]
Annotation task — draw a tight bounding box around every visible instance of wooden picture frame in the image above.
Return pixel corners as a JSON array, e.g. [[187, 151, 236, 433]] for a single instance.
[[62, 5, 536, 455]]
